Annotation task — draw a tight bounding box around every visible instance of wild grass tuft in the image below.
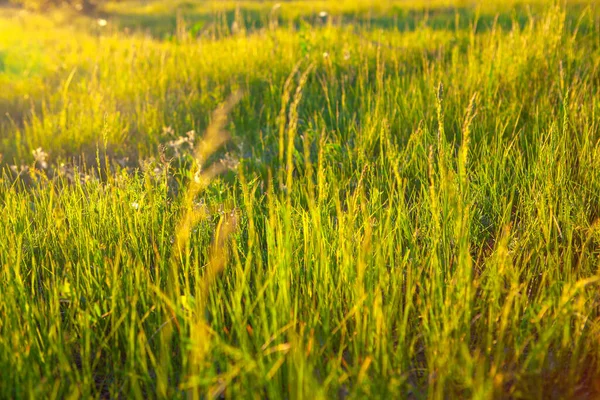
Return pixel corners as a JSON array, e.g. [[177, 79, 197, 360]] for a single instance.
[[0, 0, 599, 398]]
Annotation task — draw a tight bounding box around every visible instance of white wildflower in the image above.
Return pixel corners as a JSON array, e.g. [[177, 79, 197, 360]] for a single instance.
[[32, 147, 48, 169]]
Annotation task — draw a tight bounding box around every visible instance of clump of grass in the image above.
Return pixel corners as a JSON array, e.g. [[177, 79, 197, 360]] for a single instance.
[[0, 0, 599, 398]]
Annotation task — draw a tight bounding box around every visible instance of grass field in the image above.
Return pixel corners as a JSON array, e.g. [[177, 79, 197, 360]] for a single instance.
[[1, 0, 600, 398]]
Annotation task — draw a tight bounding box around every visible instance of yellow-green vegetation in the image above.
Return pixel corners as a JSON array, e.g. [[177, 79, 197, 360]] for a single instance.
[[1, 0, 599, 398]]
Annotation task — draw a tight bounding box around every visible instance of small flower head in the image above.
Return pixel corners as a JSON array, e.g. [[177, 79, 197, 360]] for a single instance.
[[32, 147, 48, 169]]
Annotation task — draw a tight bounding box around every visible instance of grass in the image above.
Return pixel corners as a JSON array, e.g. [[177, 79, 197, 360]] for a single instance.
[[1, 0, 600, 398]]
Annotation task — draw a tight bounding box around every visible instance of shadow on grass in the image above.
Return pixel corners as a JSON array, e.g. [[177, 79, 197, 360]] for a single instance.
[[101, 3, 594, 40]]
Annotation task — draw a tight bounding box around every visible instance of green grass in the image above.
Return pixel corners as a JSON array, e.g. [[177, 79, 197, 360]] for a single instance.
[[1, 0, 600, 398]]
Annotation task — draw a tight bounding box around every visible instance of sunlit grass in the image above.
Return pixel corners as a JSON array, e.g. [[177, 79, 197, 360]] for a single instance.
[[0, 0, 599, 398]]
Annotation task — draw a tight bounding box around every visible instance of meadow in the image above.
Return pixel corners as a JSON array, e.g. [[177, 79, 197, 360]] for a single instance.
[[0, 0, 599, 398]]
